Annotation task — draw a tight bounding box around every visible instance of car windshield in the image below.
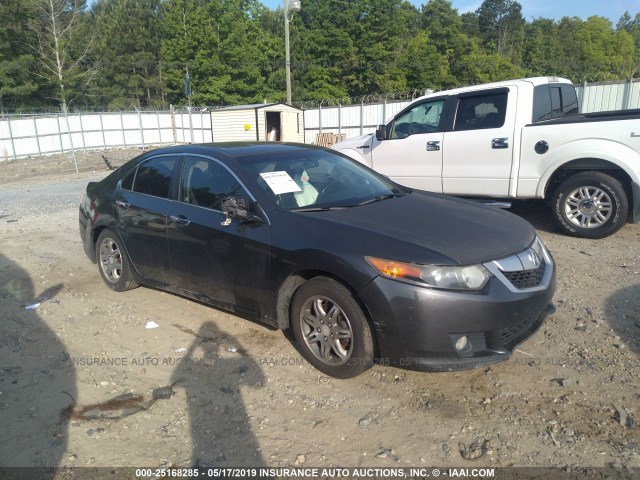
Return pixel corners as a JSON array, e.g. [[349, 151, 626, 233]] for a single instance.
[[237, 149, 406, 211]]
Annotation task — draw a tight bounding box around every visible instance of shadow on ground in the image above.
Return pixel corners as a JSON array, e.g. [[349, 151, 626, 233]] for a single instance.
[[170, 321, 266, 467], [604, 283, 640, 359], [0, 254, 75, 477]]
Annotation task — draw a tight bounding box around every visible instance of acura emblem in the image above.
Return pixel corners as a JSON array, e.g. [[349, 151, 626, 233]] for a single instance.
[[527, 251, 540, 268]]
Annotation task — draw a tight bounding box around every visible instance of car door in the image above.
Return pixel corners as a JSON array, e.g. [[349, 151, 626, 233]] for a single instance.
[[113, 154, 179, 284], [370, 98, 446, 192], [442, 88, 515, 196], [166, 155, 271, 315]]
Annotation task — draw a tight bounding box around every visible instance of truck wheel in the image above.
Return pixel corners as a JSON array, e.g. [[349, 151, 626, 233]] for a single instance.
[[291, 277, 375, 379], [552, 172, 628, 239]]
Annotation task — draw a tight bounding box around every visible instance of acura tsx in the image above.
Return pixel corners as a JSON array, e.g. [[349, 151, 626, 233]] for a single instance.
[[79, 143, 555, 378]]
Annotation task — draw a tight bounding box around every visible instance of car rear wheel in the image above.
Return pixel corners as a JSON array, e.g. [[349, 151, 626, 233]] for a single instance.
[[291, 277, 374, 378], [96, 229, 138, 292], [552, 172, 628, 239]]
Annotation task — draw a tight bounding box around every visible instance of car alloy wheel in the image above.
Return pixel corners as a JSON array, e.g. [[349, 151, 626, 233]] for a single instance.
[[299, 295, 354, 365], [291, 277, 374, 378], [99, 237, 123, 283], [96, 229, 139, 292]]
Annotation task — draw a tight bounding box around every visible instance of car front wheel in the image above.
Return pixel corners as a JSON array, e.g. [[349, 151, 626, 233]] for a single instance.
[[291, 277, 375, 379], [552, 172, 628, 239], [96, 229, 139, 292]]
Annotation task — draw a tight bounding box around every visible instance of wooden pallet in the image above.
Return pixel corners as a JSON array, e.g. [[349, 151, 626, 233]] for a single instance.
[[314, 132, 346, 147]]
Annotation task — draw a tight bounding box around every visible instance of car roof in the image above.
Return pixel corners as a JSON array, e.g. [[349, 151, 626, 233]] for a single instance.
[[148, 142, 322, 161]]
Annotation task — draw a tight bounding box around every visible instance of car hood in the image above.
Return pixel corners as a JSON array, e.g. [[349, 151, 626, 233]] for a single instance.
[[303, 191, 536, 265]]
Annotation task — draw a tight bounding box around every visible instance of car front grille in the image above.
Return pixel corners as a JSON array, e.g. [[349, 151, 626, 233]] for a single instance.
[[502, 261, 546, 289]]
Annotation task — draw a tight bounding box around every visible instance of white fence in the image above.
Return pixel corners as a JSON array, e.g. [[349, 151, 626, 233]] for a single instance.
[[2, 79, 639, 161], [302, 100, 414, 144], [0, 110, 212, 161], [576, 79, 640, 113]]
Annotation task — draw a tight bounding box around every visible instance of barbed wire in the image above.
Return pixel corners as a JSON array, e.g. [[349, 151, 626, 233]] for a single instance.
[[3, 77, 640, 117]]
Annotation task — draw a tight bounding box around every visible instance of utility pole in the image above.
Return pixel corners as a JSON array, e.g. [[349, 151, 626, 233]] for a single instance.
[[284, 0, 301, 105]]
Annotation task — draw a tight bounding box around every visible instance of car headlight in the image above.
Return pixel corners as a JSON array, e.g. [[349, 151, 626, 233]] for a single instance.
[[365, 256, 492, 290]]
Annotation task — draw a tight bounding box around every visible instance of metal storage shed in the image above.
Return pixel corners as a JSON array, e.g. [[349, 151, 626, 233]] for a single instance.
[[211, 103, 304, 143]]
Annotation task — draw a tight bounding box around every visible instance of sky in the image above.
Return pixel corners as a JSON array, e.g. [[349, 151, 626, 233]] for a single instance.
[[260, 0, 640, 24]]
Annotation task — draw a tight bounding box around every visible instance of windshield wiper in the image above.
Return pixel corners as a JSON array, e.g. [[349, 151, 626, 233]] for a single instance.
[[293, 205, 352, 212], [357, 193, 405, 206]]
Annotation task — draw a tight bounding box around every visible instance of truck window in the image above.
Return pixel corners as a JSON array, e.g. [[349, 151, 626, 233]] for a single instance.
[[532, 85, 552, 122], [453, 92, 507, 131], [533, 84, 579, 122], [560, 84, 579, 115], [391, 99, 445, 139]]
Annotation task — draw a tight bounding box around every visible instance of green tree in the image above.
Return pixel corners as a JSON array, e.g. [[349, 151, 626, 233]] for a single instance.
[[27, 0, 95, 112], [91, 0, 164, 109], [0, 0, 40, 110], [522, 18, 562, 76], [401, 30, 452, 90], [575, 16, 635, 80], [616, 11, 640, 76], [455, 42, 526, 84], [418, 0, 471, 88], [476, 0, 524, 61], [291, 0, 360, 101], [351, 0, 412, 95], [161, 0, 279, 105]]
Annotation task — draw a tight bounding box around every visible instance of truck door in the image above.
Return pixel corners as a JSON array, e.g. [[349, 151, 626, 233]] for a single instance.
[[442, 88, 515, 196], [370, 98, 445, 193]]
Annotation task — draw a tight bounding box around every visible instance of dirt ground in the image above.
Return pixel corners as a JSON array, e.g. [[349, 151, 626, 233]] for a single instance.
[[0, 149, 639, 474]]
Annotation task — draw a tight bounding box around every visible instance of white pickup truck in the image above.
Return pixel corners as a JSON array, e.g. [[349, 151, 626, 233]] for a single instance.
[[332, 77, 640, 238]]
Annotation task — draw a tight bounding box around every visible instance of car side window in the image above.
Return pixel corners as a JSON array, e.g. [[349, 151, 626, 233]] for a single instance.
[[391, 99, 444, 139], [120, 168, 135, 190], [131, 156, 177, 198], [454, 92, 507, 131], [180, 156, 245, 211]]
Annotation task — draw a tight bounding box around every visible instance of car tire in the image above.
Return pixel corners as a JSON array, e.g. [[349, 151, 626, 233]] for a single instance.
[[291, 277, 375, 379], [551, 172, 628, 239], [96, 229, 139, 292]]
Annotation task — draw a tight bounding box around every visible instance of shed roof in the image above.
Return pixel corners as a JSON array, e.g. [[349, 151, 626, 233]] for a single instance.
[[213, 102, 302, 112]]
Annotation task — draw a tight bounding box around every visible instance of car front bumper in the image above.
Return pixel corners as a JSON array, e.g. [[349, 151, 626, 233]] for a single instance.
[[358, 264, 556, 372]]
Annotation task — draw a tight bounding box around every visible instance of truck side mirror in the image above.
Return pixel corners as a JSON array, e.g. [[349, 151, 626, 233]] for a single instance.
[[375, 124, 388, 141]]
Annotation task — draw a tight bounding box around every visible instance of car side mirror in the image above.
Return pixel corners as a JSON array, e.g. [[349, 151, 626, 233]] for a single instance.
[[221, 195, 262, 225], [375, 124, 388, 141]]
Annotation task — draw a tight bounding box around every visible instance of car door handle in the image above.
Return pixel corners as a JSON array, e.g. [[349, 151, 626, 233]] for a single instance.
[[426, 141, 440, 151], [492, 138, 509, 149], [357, 145, 370, 149], [114, 200, 130, 209], [170, 215, 191, 227]]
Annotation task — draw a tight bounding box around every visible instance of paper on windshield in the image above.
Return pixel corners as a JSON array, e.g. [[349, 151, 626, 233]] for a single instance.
[[260, 171, 302, 195]]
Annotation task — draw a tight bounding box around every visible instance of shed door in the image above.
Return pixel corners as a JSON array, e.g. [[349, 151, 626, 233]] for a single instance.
[[281, 111, 299, 142]]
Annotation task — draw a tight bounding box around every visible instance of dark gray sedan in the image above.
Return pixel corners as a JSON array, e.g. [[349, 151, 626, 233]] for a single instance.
[[79, 143, 555, 378]]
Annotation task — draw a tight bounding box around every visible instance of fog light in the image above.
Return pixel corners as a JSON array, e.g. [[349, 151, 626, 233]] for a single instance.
[[455, 335, 469, 352]]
